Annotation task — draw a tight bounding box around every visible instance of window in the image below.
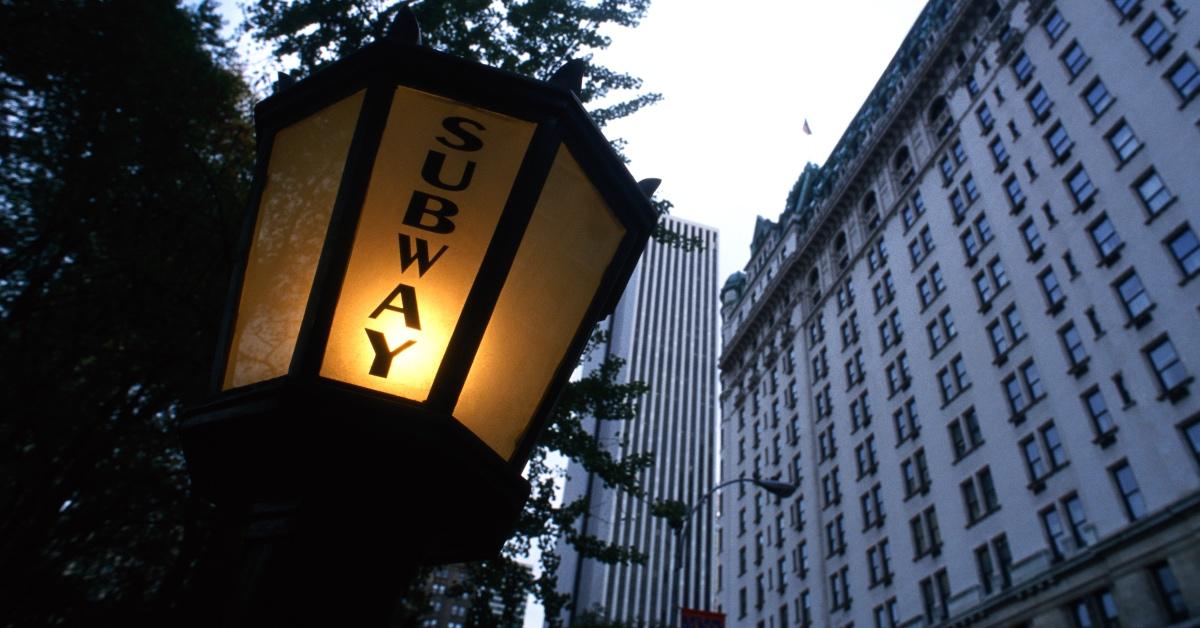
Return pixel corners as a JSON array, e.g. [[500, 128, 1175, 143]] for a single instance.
[[1012, 50, 1034, 84], [861, 484, 885, 530], [855, 436, 879, 479], [977, 103, 995, 132], [1041, 505, 1069, 558], [1082, 386, 1116, 437], [1061, 41, 1089, 78], [901, 448, 931, 498], [1088, 214, 1123, 264], [939, 154, 955, 182], [841, 313, 861, 349], [1066, 165, 1096, 209], [1021, 218, 1045, 259], [1166, 224, 1200, 279], [886, 351, 912, 396], [1039, 267, 1066, 312], [1060, 321, 1088, 372], [1115, 270, 1153, 323], [1145, 335, 1190, 398], [949, 189, 967, 223], [963, 174, 979, 202], [873, 598, 899, 628], [960, 228, 980, 262], [1167, 54, 1199, 103], [909, 226, 935, 266], [867, 237, 888, 274], [975, 535, 1014, 594], [1102, 119, 1140, 166], [927, 307, 956, 355], [1028, 84, 1052, 120], [895, 147, 916, 188], [894, 396, 920, 443], [873, 271, 896, 310], [974, 257, 1008, 310], [989, 137, 1009, 168], [952, 138, 966, 164], [1004, 359, 1045, 419], [988, 319, 1010, 359], [879, 310, 902, 353], [1110, 460, 1146, 520], [866, 539, 893, 587], [1110, 0, 1140, 18], [829, 566, 850, 611], [1005, 175, 1025, 210], [917, 264, 945, 309], [937, 354, 971, 404], [1044, 122, 1073, 161], [849, 391, 872, 432], [949, 406, 984, 459], [1164, 0, 1186, 21], [825, 514, 846, 556], [1023, 421, 1068, 485], [1082, 78, 1113, 119], [1134, 168, 1174, 216], [1070, 589, 1120, 627], [920, 568, 951, 623], [1136, 13, 1173, 58], [962, 466, 1000, 524], [1044, 8, 1068, 43], [1151, 562, 1191, 621], [910, 506, 942, 559]]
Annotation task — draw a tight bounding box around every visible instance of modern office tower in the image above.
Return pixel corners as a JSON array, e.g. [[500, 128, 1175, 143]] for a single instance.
[[555, 215, 719, 626], [717, 0, 1199, 626]]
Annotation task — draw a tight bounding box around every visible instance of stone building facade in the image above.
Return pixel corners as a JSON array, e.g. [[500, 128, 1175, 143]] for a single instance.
[[717, 0, 1200, 626]]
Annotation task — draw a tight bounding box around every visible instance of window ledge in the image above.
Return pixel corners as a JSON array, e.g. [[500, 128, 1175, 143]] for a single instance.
[[1068, 358, 1091, 378], [1160, 377, 1194, 404], [1098, 243, 1125, 267], [1010, 198, 1027, 215], [1124, 304, 1156, 330], [1047, 299, 1066, 316], [1073, 194, 1097, 214], [1094, 427, 1119, 448], [1009, 411, 1027, 426], [1028, 248, 1045, 263]]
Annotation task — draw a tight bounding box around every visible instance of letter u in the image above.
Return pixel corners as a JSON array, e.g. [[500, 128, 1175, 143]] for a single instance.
[[421, 150, 476, 192]]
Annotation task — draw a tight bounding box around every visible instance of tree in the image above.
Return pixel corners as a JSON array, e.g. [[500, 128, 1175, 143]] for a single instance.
[[0, 0, 685, 625], [0, 0, 253, 624]]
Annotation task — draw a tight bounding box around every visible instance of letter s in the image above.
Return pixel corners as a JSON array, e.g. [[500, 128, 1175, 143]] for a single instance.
[[437, 116, 486, 152]]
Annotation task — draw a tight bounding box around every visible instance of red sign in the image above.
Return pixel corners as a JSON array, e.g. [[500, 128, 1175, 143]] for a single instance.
[[680, 608, 725, 628]]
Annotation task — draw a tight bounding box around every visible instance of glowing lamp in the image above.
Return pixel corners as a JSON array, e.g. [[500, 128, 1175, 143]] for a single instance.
[[181, 19, 656, 581]]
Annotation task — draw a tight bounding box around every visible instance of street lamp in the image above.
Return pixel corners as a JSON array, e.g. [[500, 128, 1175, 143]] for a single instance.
[[181, 11, 657, 626], [668, 478, 798, 627]]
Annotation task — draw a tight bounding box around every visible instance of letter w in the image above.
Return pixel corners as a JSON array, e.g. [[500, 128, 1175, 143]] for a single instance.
[[398, 234, 448, 277]]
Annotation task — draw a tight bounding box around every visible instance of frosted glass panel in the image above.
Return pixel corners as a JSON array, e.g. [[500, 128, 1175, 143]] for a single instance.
[[223, 91, 365, 390], [321, 86, 534, 400], [454, 146, 625, 459]]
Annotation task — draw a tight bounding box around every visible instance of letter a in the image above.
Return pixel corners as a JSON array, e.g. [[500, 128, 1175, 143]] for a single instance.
[[403, 191, 458, 234], [369, 283, 421, 330], [398, 234, 447, 277], [364, 329, 415, 378]]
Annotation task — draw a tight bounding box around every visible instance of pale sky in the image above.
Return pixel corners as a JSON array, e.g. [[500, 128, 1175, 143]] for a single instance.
[[216, 1, 930, 624], [592, 0, 929, 283]]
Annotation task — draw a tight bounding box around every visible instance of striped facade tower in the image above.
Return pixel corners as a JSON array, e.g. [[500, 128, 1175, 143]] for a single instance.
[[555, 215, 719, 626]]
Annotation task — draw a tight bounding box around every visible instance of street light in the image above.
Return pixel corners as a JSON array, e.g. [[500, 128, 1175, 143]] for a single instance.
[[668, 477, 799, 627], [181, 11, 657, 626]]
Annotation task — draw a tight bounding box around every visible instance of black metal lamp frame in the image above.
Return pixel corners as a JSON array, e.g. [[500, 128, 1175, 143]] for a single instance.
[[181, 30, 656, 627]]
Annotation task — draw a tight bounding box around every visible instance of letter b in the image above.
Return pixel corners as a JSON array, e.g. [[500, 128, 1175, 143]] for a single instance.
[[403, 191, 458, 234]]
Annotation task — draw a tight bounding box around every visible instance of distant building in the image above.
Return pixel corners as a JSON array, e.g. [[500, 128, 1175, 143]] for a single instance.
[[556, 215, 719, 625], [717, 0, 1199, 626], [415, 564, 526, 628]]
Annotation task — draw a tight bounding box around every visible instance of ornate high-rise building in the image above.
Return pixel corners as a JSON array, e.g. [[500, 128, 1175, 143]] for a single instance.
[[717, 0, 1199, 626], [556, 215, 719, 625]]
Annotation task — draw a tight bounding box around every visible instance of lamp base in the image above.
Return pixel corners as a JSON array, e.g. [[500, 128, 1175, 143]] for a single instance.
[[180, 379, 530, 625]]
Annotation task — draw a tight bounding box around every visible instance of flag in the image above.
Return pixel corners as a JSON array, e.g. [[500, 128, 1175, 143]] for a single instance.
[[802, 118, 812, 135]]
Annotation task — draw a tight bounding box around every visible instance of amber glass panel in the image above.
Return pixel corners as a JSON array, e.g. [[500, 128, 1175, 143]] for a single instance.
[[320, 87, 535, 400], [223, 91, 365, 390], [454, 146, 625, 459]]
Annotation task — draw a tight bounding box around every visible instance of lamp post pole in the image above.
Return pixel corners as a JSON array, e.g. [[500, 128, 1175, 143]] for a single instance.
[[667, 478, 797, 627]]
